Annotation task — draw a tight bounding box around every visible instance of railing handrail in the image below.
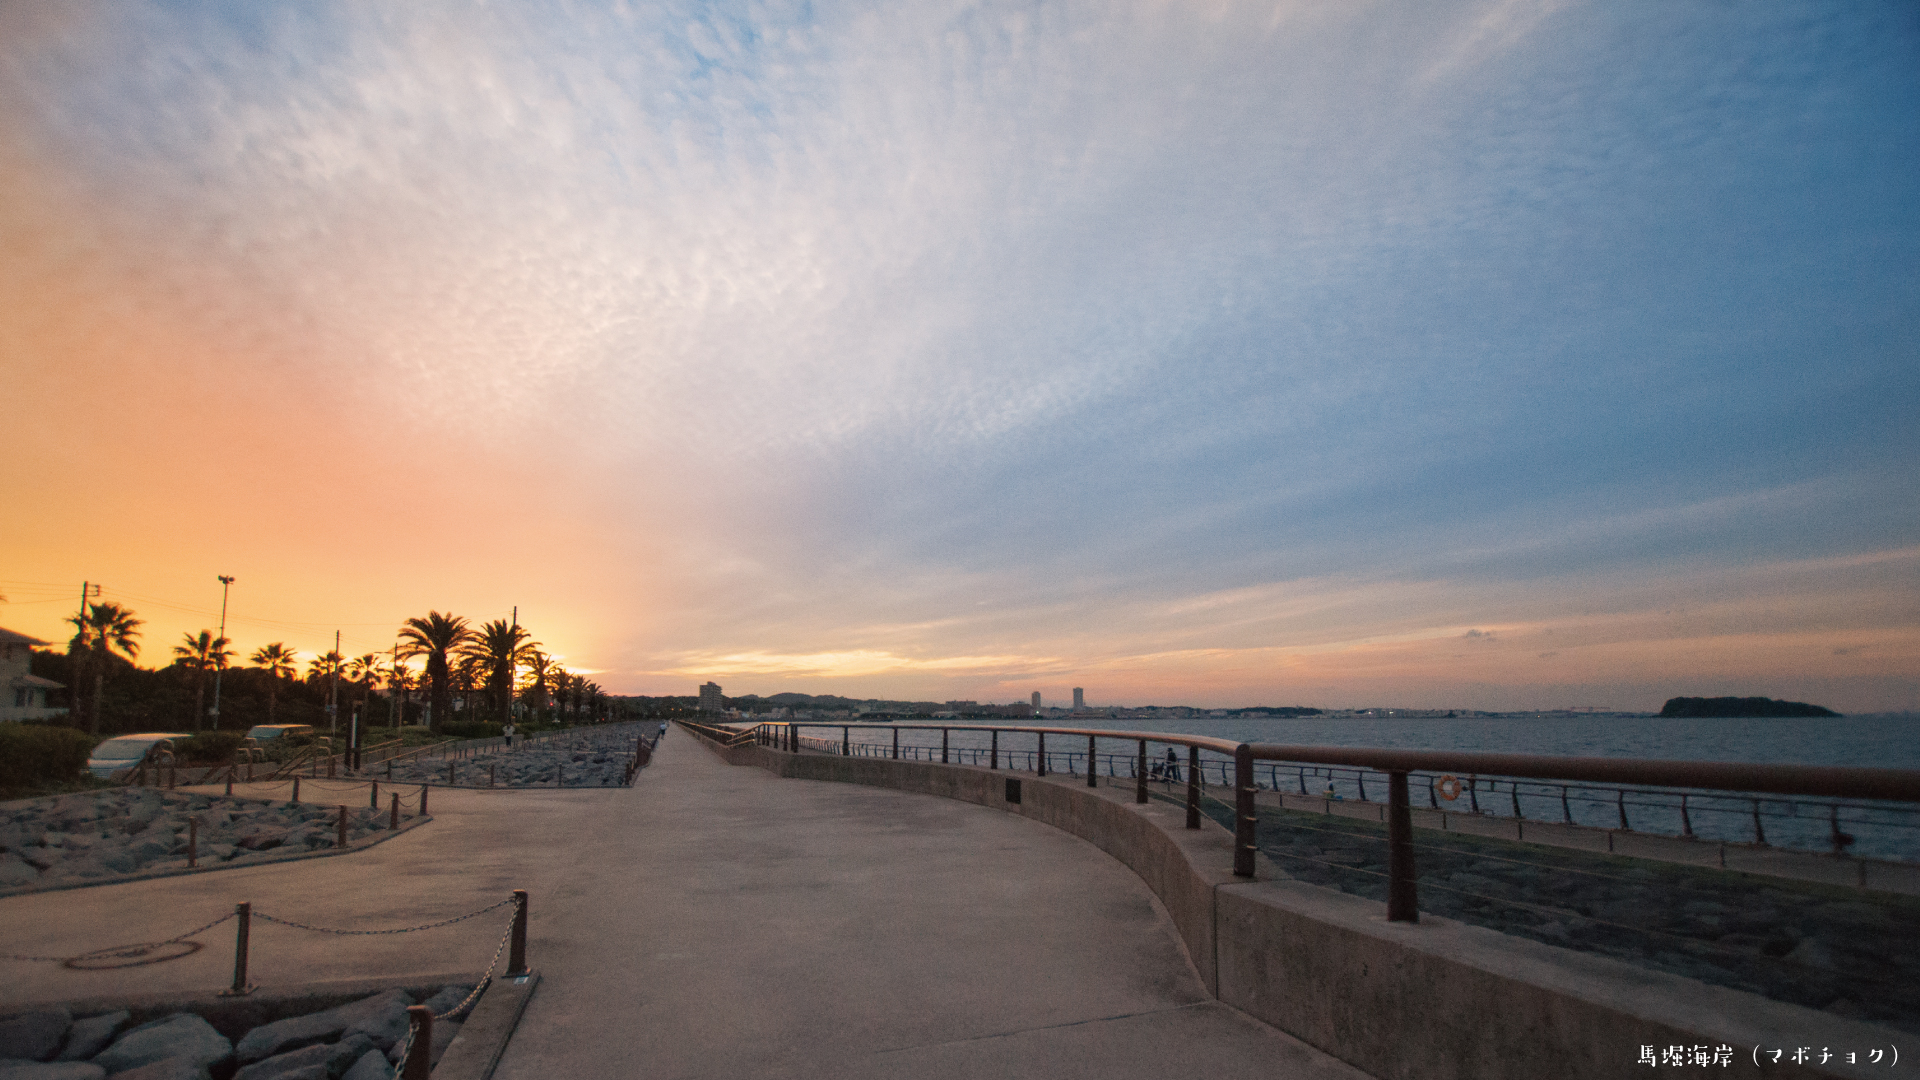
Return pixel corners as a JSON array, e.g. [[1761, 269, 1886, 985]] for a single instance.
[[748, 720, 1920, 804]]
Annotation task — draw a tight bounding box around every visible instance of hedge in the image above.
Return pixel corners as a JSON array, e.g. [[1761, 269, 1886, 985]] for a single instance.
[[0, 723, 96, 790]]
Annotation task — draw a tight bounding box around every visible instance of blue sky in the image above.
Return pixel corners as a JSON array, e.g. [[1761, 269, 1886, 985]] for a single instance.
[[2, 0, 1916, 710]]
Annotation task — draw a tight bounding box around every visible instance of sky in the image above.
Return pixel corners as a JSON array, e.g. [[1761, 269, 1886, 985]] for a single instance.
[[1, 0, 1916, 712]]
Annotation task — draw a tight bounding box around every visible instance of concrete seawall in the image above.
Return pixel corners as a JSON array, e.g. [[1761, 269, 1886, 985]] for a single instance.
[[687, 728, 1901, 1080]]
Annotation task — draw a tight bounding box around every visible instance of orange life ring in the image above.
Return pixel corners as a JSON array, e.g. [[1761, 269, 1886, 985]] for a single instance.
[[1434, 774, 1462, 801]]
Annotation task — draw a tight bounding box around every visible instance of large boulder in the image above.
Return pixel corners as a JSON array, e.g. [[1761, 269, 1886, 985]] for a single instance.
[[0, 1061, 106, 1079], [55, 1013, 127, 1062], [92, 1015, 229, 1075], [234, 1034, 373, 1080], [100, 1058, 207, 1080], [0, 854, 39, 888], [233, 992, 408, 1064], [0, 1010, 69, 1061], [339, 1049, 390, 1080]]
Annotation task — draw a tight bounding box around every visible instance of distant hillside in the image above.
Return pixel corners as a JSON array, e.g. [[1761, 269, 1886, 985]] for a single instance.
[[1659, 696, 1839, 718]]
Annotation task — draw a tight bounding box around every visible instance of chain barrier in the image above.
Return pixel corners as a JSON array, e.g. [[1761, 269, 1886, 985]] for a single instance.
[[252, 896, 515, 936], [2, 911, 237, 967]]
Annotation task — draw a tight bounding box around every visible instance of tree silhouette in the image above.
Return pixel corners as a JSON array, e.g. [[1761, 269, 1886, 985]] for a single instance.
[[249, 642, 299, 724], [458, 619, 536, 723], [173, 630, 232, 733], [67, 601, 142, 734], [398, 612, 473, 733]]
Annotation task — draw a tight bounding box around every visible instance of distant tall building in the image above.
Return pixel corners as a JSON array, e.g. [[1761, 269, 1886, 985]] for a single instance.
[[699, 682, 723, 713], [1072, 687, 1085, 711], [1031, 691, 1041, 712]]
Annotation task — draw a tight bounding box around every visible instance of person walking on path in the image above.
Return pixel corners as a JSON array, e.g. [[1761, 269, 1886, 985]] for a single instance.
[[1164, 746, 1181, 783], [504, 721, 516, 748]]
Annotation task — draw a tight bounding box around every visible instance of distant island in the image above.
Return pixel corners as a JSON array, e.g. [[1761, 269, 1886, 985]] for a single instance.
[[1659, 696, 1840, 718]]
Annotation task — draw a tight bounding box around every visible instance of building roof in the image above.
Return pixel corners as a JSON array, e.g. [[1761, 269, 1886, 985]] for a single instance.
[[0, 627, 51, 647], [9, 674, 64, 690]]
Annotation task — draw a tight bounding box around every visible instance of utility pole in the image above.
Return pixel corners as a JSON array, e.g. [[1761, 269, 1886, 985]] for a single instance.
[[388, 644, 399, 729], [328, 629, 340, 738], [210, 575, 235, 731], [508, 605, 517, 724], [72, 581, 100, 732]]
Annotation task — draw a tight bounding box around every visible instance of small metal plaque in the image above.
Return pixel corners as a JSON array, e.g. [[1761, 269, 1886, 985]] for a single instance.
[[1005, 778, 1022, 804]]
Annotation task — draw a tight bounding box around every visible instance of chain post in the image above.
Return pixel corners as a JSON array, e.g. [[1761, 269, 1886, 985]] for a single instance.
[[403, 1007, 433, 1080], [508, 890, 529, 975], [1387, 771, 1418, 922], [225, 771, 234, 797], [1187, 747, 1200, 828], [291, 777, 300, 804], [421, 784, 429, 816], [219, 902, 252, 996], [336, 805, 347, 849], [1136, 740, 1148, 804], [188, 818, 199, 867], [1234, 745, 1256, 878], [371, 781, 379, 810], [391, 793, 400, 830]]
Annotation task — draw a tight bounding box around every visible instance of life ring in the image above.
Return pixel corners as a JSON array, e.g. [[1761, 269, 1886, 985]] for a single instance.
[[1434, 774, 1462, 801]]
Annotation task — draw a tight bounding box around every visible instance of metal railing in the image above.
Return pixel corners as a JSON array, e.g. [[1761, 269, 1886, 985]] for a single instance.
[[696, 719, 1920, 925]]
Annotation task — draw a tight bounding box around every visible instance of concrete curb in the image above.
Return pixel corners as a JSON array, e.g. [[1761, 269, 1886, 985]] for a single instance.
[[435, 971, 540, 1080], [0, 812, 434, 901], [3, 971, 487, 1020]]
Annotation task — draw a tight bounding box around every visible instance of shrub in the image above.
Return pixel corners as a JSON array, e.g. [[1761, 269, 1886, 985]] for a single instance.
[[176, 730, 247, 763], [0, 723, 97, 790], [440, 721, 504, 740]]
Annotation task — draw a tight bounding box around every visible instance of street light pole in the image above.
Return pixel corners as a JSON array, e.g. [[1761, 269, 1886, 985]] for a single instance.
[[211, 575, 235, 731]]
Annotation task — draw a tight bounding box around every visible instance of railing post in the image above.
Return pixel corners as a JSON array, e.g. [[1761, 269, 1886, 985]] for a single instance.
[[403, 1007, 433, 1080], [842, 727, 849, 756], [892, 728, 899, 760], [508, 889, 530, 975], [941, 728, 949, 764], [1234, 745, 1256, 878], [1037, 732, 1046, 777], [371, 780, 379, 810], [1187, 747, 1200, 828], [222, 902, 252, 996], [991, 729, 998, 770], [1387, 771, 1418, 922], [1136, 740, 1148, 804]]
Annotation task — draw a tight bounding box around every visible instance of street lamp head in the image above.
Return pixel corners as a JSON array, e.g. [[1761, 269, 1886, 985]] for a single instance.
[[218, 575, 235, 585]]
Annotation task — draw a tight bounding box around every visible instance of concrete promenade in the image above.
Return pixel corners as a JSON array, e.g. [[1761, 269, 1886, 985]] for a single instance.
[[2, 730, 1369, 1079]]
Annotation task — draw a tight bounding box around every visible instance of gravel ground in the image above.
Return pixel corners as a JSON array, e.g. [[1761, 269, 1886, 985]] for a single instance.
[[1190, 793, 1920, 1035], [0, 789, 419, 894], [352, 724, 652, 789]]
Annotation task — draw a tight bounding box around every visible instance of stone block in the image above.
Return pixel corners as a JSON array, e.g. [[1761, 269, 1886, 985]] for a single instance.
[[56, 1012, 127, 1062], [0, 1010, 69, 1061], [92, 1015, 229, 1076]]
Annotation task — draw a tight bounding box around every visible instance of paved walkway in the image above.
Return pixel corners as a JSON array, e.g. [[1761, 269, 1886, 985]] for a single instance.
[[3, 730, 1369, 1079]]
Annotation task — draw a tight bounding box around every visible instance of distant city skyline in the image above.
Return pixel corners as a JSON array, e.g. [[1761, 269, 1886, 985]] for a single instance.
[[2, 2, 1914, 714]]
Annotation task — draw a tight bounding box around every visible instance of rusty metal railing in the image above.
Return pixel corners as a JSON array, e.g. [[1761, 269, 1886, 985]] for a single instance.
[[695, 719, 1920, 925]]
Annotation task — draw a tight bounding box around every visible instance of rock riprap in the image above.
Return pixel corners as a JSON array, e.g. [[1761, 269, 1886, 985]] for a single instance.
[[358, 725, 647, 788], [0, 985, 472, 1080], [0, 790, 420, 893]]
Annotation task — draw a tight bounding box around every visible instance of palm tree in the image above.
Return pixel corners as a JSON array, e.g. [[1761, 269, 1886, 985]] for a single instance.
[[397, 612, 473, 733], [173, 630, 232, 733], [346, 653, 381, 731], [523, 650, 555, 724], [250, 642, 298, 724], [384, 656, 416, 728], [458, 619, 536, 723], [307, 650, 345, 684], [67, 602, 142, 734]]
